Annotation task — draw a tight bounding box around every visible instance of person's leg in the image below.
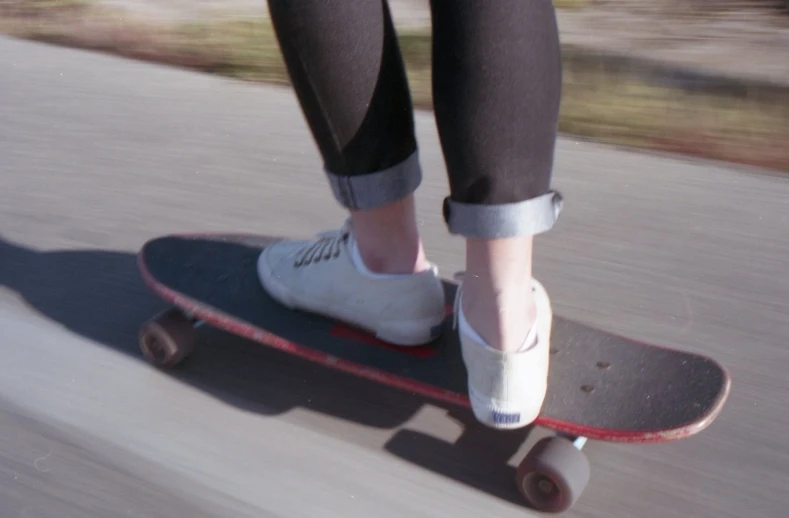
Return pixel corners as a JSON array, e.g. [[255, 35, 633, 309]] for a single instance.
[[430, 0, 564, 429], [258, 0, 445, 345], [267, 0, 429, 275]]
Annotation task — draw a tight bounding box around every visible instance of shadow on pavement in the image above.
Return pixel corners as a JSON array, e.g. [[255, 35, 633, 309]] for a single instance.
[[0, 234, 534, 506]]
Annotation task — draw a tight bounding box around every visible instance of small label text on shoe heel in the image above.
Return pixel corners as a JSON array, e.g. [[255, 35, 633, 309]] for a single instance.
[[492, 411, 521, 426]]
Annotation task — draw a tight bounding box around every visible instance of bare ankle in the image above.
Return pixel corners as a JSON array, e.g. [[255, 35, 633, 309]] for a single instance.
[[349, 195, 430, 275], [461, 237, 537, 352]]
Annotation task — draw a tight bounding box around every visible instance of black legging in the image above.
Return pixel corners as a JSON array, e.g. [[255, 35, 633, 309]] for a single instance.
[[267, 0, 563, 238]]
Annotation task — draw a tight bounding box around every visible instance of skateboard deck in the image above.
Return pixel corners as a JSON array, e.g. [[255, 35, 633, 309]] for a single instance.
[[137, 233, 730, 443], [137, 233, 731, 512]]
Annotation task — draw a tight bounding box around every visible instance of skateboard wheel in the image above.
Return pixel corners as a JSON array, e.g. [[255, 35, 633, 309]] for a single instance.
[[516, 436, 590, 513], [139, 309, 196, 368]]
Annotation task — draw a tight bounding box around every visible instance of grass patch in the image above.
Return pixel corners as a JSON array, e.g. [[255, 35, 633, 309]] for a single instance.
[[1, 1, 787, 172]]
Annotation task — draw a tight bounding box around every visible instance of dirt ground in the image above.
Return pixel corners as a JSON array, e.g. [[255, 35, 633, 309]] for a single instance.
[[98, 0, 432, 27], [99, 0, 789, 85]]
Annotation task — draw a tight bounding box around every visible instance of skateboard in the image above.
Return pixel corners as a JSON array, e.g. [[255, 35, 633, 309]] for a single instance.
[[136, 233, 731, 513]]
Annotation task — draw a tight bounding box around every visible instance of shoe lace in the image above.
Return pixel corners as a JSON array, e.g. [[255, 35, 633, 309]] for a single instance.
[[293, 227, 349, 267]]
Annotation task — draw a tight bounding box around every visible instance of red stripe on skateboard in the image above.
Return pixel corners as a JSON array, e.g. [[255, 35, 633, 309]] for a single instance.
[[326, 302, 455, 358], [328, 324, 438, 358]]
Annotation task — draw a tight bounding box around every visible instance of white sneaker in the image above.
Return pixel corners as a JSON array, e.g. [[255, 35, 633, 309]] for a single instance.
[[257, 220, 447, 346], [455, 279, 552, 429]]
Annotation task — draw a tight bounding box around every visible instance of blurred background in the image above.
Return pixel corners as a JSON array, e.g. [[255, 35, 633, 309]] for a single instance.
[[1, 1, 788, 517], [2, 0, 788, 169]]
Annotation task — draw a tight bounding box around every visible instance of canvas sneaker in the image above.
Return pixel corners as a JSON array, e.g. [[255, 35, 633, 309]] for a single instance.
[[256, 220, 446, 346], [454, 278, 552, 429]]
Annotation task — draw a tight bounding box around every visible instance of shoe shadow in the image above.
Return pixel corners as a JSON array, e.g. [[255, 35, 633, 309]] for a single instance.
[[384, 407, 543, 504], [0, 235, 534, 507]]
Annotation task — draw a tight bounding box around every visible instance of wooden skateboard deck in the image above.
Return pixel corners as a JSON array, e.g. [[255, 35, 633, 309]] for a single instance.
[[136, 233, 731, 512]]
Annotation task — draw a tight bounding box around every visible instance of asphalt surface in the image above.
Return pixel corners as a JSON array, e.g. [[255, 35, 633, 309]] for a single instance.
[[1, 36, 788, 517]]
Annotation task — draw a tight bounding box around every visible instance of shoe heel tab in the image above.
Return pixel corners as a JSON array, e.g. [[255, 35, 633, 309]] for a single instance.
[[452, 285, 463, 330]]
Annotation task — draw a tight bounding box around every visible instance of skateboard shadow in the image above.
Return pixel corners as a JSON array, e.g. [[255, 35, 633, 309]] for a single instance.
[[0, 235, 535, 507]]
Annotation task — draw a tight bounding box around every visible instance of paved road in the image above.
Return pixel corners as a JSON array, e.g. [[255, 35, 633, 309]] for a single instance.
[[1, 36, 788, 517]]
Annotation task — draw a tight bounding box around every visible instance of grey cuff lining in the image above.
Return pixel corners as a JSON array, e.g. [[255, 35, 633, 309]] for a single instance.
[[443, 190, 564, 238], [325, 151, 422, 210]]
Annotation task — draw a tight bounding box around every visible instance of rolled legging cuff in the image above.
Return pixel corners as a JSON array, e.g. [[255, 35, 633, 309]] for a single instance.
[[443, 190, 564, 239], [325, 150, 422, 211]]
